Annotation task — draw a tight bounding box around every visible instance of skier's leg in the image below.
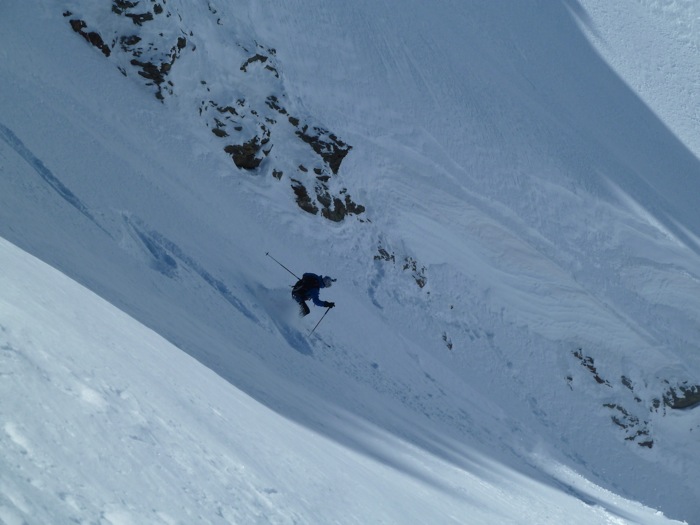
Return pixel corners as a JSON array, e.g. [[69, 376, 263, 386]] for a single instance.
[[292, 292, 310, 317]]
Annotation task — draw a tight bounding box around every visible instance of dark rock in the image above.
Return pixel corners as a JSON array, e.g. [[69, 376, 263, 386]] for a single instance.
[[663, 383, 700, 409], [291, 180, 318, 215], [224, 137, 263, 170], [322, 198, 347, 222], [343, 193, 365, 216], [572, 349, 611, 386], [112, 0, 139, 15], [621, 375, 634, 391], [374, 248, 395, 262], [319, 193, 365, 222], [442, 333, 453, 350], [266, 95, 287, 114], [603, 402, 653, 448], [126, 12, 154, 26], [403, 257, 427, 288], [217, 105, 238, 116], [240, 53, 269, 72], [70, 19, 111, 57], [131, 59, 165, 84], [120, 34, 142, 51], [295, 125, 351, 174]]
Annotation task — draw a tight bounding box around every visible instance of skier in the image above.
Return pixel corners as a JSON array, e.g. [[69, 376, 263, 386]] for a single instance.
[[292, 273, 336, 316]]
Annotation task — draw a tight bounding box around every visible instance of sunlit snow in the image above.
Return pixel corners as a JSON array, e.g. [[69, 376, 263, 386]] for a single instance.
[[1, 1, 699, 523]]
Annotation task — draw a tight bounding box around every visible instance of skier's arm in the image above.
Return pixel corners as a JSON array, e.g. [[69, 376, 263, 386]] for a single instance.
[[309, 288, 327, 307]]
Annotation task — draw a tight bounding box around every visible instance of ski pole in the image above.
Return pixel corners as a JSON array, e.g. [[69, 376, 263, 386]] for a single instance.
[[265, 252, 300, 280], [310, 306, 332, 335]]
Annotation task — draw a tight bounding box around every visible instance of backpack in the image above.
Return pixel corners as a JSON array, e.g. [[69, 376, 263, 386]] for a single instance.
[[292, 273, 320, 296]]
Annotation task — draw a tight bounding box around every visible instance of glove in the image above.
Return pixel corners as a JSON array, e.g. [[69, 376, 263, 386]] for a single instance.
[[325, 302, 335, 308]]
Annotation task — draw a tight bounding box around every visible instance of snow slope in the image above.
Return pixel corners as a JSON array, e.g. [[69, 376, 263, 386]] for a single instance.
[[1, 0, 699, 522], [0, 237, 679, 524]]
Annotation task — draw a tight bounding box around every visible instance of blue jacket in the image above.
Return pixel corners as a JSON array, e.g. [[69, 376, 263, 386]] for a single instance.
[[293, 273, 329, 306]]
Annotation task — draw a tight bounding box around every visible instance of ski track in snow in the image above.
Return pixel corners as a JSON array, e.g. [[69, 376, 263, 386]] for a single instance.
[[0, 121, 106, 234]]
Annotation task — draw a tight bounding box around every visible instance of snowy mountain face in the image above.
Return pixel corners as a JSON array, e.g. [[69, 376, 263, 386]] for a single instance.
[[63, 0, 364, 222], [2, 0, 700, 523]]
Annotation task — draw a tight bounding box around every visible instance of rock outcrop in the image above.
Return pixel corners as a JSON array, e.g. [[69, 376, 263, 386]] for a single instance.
[[64, 0, 364, 221]]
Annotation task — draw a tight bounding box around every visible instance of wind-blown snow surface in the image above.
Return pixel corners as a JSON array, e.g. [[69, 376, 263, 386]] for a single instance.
[[1, 0, 699, 523], [1, 237, 674, 525]]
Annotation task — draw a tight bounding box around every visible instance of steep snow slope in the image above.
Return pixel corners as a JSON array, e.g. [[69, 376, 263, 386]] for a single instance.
[[252, 0, 700, 517], [579, 0, 700, 160], [1, 238, 682, 524], [1, 0, 699, 522]]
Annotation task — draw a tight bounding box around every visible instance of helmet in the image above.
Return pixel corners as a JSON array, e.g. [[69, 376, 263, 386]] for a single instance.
[[323, 276, 333, 287]]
